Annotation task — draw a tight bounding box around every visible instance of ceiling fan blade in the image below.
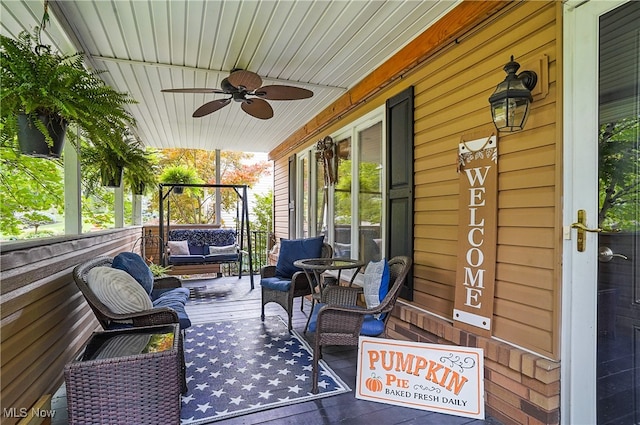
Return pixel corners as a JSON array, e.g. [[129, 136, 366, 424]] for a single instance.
[[256, 85, 314, 100], [241, 98, 273, 120], [162, 88, 225, 94], [193, 98, 231, 117], [227, 70, 263, 91]]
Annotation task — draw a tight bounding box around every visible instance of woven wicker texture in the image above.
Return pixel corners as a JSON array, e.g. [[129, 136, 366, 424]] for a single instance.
[[64, 325, 182, 424], [260, 243, 333, 330], [311, 256, 412, 393]]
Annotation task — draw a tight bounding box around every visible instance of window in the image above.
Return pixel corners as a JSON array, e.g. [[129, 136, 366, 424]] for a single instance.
[[295, 107, 384, 266]]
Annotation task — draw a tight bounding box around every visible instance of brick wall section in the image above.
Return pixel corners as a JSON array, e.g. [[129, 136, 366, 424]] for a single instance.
[[388, 303, 560, 425]]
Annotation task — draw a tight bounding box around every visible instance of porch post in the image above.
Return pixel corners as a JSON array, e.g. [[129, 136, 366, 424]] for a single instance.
[[64, 134, 82, 234], [132, 194, 142, 225], [115, 186, 124, 227], [215, 149, 221, 225]]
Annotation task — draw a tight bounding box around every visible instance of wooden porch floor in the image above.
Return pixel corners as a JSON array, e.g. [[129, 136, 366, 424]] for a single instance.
[[52, 274, 504, 425]]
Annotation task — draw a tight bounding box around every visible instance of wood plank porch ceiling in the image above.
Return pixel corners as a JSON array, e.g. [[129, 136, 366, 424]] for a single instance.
[[1, 0, 471, 154]]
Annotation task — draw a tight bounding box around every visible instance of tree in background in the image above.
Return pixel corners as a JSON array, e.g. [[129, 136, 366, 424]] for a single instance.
[[0, 147, 63, 237], [599, 117, 639, 230], [253, 190, 273, 233], [154, 149, 270, 225]]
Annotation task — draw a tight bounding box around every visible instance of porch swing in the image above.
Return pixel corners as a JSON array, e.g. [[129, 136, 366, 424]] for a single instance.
[[158, 183, 254, 289]]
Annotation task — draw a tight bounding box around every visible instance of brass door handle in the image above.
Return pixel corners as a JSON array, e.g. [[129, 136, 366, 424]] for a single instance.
[[571, 209, 600, 252], [570, 222, 602, 233]]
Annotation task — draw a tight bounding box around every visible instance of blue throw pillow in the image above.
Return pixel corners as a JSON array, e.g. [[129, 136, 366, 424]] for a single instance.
[[363, 259, 390, 311], [112, 252, 154, 295], [275, 236, 324, 279]]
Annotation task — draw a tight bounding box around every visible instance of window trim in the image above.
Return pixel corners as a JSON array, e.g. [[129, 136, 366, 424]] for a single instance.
[[294, 106, 385, 279]]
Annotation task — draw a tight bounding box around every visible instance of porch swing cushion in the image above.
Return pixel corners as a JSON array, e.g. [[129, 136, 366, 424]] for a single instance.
[[167, 229, 240, 265]]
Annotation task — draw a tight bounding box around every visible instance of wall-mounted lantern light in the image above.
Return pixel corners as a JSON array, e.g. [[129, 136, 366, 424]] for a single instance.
[[488, 56, 538, 132]]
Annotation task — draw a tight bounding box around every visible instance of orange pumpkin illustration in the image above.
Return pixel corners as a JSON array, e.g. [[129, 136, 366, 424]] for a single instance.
[[365, 374, 383, 392]]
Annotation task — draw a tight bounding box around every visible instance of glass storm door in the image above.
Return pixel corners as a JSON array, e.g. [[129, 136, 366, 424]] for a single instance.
[[564, 1, 639, 424], [596, 2, 639, 424]]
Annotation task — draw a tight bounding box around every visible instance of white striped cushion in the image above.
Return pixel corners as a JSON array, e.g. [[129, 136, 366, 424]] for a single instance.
[[87, 267, 152, 314]]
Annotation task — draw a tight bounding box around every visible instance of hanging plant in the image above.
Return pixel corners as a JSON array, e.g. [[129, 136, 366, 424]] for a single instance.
[[81, 134, 156, 193], [159, 165, 203, 195], [0, 2, 136, 158], [123, 145, 159, 195]]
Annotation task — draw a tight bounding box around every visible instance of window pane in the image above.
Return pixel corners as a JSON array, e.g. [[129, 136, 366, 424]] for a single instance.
[[358, 122, 382, 264], [333, 137, 352, 259]]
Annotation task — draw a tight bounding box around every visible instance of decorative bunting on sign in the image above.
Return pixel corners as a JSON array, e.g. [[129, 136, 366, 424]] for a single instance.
[[453, 133, 498, 337]]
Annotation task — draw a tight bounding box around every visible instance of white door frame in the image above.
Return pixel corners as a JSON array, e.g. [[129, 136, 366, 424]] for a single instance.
[[561, 1, 629, 424]]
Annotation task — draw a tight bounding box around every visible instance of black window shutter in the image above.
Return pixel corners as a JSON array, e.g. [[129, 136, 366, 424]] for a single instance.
[[386, 87, 414, 300]]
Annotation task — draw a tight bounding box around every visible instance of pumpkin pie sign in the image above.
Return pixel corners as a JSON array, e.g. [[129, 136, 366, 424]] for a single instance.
[[356, 337, 484, 420]]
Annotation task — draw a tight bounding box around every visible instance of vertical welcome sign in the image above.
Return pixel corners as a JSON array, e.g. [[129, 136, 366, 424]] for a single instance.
[[453, 134, 498, 337], [356, 337, 485, 419]]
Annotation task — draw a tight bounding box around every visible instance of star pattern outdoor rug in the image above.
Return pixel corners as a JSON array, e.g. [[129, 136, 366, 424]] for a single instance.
[[186, 277, 260, 305], [180, 316, 351, 424]]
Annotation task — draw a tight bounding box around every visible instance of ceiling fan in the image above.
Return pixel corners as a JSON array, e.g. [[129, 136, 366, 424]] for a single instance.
[[161, 70, 313, 120]]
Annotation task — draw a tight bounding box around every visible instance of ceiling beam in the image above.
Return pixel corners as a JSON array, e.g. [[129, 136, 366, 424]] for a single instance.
[[91, 55, 347, 92]]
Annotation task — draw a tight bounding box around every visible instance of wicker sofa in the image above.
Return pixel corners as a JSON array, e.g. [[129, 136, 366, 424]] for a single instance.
[[73, 254, 191, 330]]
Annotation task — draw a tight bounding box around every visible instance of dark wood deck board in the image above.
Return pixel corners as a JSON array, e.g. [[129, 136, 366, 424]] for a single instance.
[[181, 275, 503, 425], [51, 274, 504, 424]]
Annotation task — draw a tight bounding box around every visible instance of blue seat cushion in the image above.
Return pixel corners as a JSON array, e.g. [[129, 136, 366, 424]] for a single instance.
[[275, 236, 324, 278], [112, 252, 154, 295], [260, 276, 292, 292], [151, 287, 190, 303], [152, 288, 191, 329], [188, 244, 206, 255], [204, 253, 239, 263], [360, 314, 386, 336], [168, 255, 206, 265], [307, 303, 385, 336]]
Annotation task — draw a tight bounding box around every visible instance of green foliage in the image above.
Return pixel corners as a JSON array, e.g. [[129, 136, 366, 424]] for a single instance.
[[252, 190, 273, 232], [358, 161, 382, 225], [81, 135, 158, 195], [81, 190, 116, 230], [148, 263, 172, 277], [599, 118, 639, 230], [0, 147, 63, 236], [334, 159, 352, 225], [160, 165, 202, 186], [0, 28, 136, 151], [154, 150, 270, 225], [333, 158, 382, 226]]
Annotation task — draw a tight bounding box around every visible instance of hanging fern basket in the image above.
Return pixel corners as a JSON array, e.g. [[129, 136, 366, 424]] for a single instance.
[[17, 113, 68, 158], [100, 166, 124, 188], [133, 182, 146, 195]]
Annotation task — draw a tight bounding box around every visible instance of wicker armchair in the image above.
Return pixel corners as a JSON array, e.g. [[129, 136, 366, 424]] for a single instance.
[[309, 256, 412, 393], [260, 243, 333, 330], [73, 256, 189, 330]]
